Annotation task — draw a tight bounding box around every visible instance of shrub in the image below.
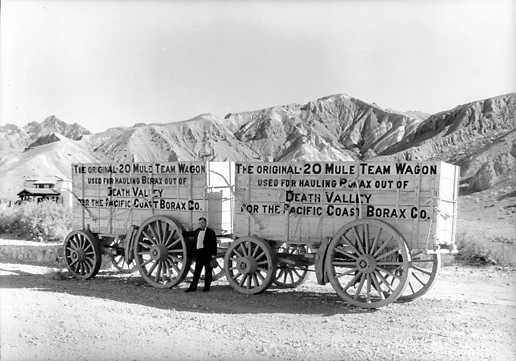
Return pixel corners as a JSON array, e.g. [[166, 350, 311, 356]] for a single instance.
[[0, 201, 71, 242]]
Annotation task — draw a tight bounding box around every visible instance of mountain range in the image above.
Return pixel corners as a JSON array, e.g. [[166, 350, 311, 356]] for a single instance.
[[0, 93, 514, 200]]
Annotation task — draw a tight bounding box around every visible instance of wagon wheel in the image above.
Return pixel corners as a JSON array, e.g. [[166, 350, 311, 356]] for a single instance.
[[63, 230, 102, 280], [396, 251, 441, 302], [134, 216, 189, 288], [273, 244, 309, 288], [187, 257, 225, 282], [325, 219, 410, 308], [110, 238, 137, 273], [224, 236, 276, 295]]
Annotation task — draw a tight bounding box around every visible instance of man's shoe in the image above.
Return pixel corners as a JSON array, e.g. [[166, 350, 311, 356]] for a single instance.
[[185, 288, 196, 293], [202, 288, 210, 292]]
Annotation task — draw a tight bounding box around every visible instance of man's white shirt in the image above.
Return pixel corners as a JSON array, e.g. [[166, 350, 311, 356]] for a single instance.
[[196, 229, 206, 249]]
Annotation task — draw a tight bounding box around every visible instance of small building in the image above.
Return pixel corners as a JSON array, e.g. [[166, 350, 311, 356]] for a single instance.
[[17, 176, 72, 207]]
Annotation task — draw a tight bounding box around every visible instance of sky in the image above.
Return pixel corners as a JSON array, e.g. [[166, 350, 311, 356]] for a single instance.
[[1, 0, 515, 133]]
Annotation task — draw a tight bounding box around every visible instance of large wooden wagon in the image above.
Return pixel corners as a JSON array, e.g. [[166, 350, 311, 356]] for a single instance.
[[64, 160, 458, 308]]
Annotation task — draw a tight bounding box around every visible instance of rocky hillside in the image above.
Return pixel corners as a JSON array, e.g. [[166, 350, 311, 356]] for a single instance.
[[0, 93, 514, 199], [87, 114, 260, 162], [0, 115, 90, 155]]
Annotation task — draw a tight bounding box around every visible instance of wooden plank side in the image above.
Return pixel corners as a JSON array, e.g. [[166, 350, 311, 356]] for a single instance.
[[234, 161, 443, 249], [70, 162, 207, 234]]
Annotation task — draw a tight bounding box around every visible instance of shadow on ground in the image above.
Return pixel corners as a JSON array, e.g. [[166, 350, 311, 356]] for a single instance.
[[0, 268, 374, 316]]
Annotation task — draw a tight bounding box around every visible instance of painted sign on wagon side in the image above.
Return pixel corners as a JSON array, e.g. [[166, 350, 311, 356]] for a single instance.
[[71, 162, 207, 234], [233, 161, 455, 249]]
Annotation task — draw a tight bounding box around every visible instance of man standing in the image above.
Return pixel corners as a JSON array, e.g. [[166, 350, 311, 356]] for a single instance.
[[185, 217, 217, 292]]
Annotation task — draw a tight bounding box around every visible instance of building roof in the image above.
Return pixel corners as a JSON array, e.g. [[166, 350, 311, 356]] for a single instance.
[[17, 188, 61, 196], [24, 176, 69, 183]]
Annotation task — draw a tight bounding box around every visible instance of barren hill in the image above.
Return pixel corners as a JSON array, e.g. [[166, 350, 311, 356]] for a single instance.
[[0, 133, 101, 198]]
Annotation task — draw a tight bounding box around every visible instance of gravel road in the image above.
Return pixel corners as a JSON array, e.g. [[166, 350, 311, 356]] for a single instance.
[[0, 263, 514, 361]]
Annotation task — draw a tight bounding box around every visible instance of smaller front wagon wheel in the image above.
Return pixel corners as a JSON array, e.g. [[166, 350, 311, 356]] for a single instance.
[[63, 230, 102, 279]]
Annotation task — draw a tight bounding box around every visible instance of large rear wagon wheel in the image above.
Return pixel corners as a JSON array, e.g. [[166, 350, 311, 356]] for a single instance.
[[134, 216, 189, 288], [224, 237, 276, 295], [63, 230, 102, 280], [397, 251, 441, 302], [325, 219, 410, 308]]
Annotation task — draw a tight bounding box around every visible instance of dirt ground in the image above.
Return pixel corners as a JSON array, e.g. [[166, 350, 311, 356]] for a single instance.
[[0, 262, 514, 361]]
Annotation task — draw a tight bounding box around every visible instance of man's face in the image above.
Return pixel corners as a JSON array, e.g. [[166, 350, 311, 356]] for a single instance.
[[199, 219, 207, 229]]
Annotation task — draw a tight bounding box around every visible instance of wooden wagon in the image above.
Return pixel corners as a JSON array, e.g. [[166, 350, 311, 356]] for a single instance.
[[64, 160, 459, 308]]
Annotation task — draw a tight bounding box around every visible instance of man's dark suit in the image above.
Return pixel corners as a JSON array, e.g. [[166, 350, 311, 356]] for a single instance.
[[187, 227, 217, 291]]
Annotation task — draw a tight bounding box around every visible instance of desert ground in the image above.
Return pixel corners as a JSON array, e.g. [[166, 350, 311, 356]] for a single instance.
[[0, 260, 514, 361], [1, 180, 515, 361]]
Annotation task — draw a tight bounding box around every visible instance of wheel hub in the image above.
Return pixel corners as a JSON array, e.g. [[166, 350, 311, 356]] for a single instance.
[[236, 257, 257, 274], [356, 255, 376, 273], [72, 248, 86, 262], [150, 244, 169, 262]]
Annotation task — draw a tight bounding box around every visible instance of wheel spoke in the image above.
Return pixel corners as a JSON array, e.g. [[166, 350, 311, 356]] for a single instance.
[[412, 271, 427, 286], [155, 222, 163, 244], [256, 270, 265, 281], [252, 273, 260, 288], [370, 272, 385, 299], [332, 260, 356, 267], [352, 226, 365, 255], [375, 248, 401, 261], [335, 247, 358, 260], [408, 280, 416, 294], [293, 269, 303, 279], [288, 270, 295, 285], [255, 250, 266, 261], [341, 234, 362, 256], [161, 221, 168, 244], [365, 274, 372, 302], [374, 271, 394, 293], [354, 273, 366, 300], [232, 248, 243, 258], [376, 261, 404, 266], [155, 262, 162, 282], [412, 265, 433, 276], [370, 227, 382, 255], [166, 238, 180, 249], [342, 273, 361, 292], [372, 236, 393, 258], [251, 244, 260, 258], [376, 266, 401, 281], [142, 230, 156, 244], [276, 269, 284, 281], [79, 235, 85, 249], [239, 243, 248, 257], [140, 258, 152, 268], [168, 259, 181, 274], [364, 224, 370, 254], [239, 274, 248, 287], [148, 224, 160, 244], [147, 260, 159, 275]]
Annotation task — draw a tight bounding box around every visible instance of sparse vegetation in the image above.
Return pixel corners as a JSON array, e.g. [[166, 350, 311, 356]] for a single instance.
[[0, 201, 71, 242], [455, 232, 516, 266]]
